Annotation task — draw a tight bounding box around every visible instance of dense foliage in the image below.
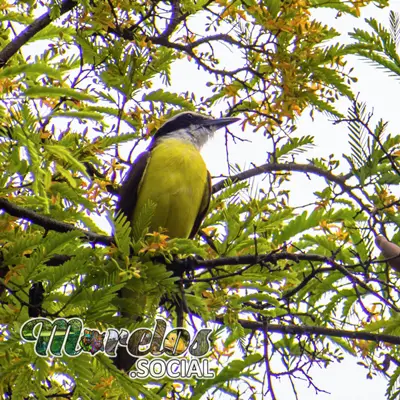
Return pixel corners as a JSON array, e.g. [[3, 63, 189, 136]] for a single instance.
[[0, 0, 399, 399]]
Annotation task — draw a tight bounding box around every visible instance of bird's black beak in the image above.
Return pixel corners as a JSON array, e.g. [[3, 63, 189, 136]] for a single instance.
[[201, 116, 240, 130]]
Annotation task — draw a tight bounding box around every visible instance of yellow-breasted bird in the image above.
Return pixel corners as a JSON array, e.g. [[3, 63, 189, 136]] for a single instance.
[[115, 111, 239, 371], [117, 111, 239, 238]]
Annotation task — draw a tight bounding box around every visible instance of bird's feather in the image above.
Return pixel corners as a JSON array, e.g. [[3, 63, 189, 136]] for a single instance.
[[116, 151, 150, 223], [189, 171, 211, 239], [130, 138, 209, 238]]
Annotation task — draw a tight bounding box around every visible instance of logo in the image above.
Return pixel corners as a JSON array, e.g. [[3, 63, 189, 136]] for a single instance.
[[20, 317, 215, 379]]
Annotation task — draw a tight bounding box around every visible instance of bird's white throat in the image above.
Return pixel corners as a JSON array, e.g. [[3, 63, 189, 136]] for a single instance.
[[158, 126, 216, 150]]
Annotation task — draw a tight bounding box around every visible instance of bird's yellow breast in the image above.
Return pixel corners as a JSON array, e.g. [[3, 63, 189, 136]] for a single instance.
[[132, 138, 208, 238]]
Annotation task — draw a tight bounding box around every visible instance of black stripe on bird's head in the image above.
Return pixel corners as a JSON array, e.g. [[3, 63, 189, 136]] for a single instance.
[[152, 111, 240, 149]]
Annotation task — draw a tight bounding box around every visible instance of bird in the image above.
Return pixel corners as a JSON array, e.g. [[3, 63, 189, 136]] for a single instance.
[[114, 111, 240, 371], [375, 235, 400, 272], [117, 111, 240, 240]]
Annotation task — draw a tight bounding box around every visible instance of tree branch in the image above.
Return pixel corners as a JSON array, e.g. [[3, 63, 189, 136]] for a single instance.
[[0, 198, 113, 246], [331, 261, 400, 312], [221, 318, 400, 346], [211, 162, 370, 214], [179, 251, 329, 270], [212, 162, 348, 194], [0, 0, 78, 67]]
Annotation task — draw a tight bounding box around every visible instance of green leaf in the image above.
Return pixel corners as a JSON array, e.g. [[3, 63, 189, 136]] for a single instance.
[[52, 111, 103, 121], [276, 135, 315, 161], [132, 199, 157, 241], [143, 89, 195, 110], [0, 64, 62, 80], [193, 354, 262, 399], [277, 209, 324, 242], [44, 144, 89, 177], [49, 182, 95, 210], [30, 25, 75, 42], [24, 87, 97, 102], [113, 212, 132, 256], [309, 0, 355, 15], [264, 0, 281, 17]]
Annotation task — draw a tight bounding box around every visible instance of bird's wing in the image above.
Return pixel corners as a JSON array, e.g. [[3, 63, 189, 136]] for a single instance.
[[117, 151, 150, 221], [189, 170, 211, 239]]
